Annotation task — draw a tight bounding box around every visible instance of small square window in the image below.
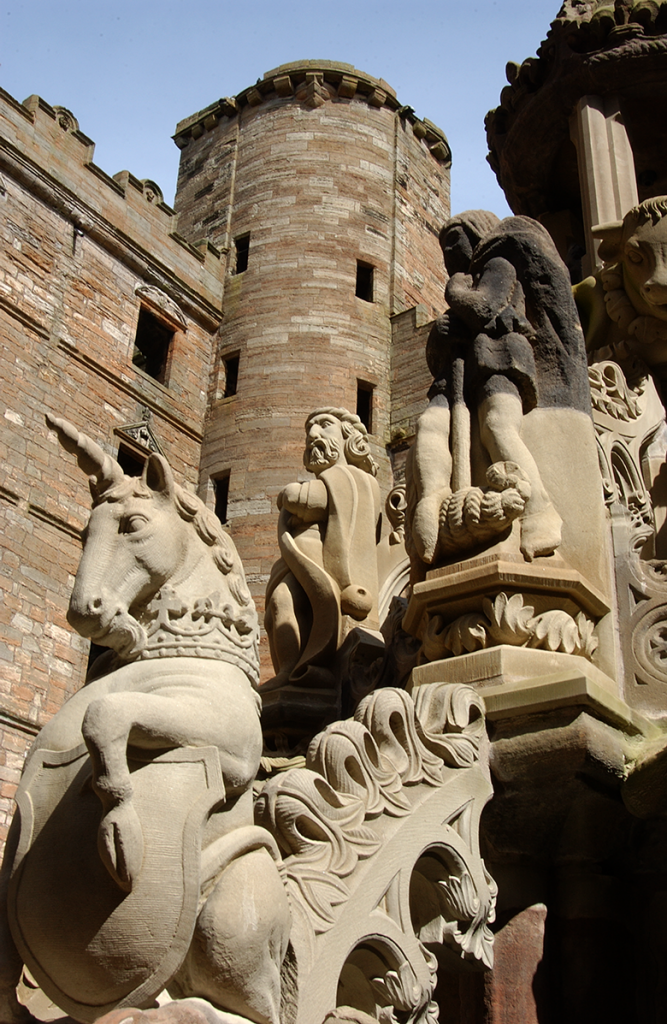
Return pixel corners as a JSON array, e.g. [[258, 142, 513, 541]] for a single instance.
[[117, 445, 146, 477], [213, 472, 230, 525], [357, 380, 374, 433], [234, 234, 250, 275], [356, 261, 374, 302], [223, 354, 240, 398], [132, 308, 174, 384]]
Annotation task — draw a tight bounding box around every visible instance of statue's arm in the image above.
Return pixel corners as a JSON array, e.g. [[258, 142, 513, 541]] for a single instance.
[[278, 480, 328, 522], [446, 257, 520, 331]]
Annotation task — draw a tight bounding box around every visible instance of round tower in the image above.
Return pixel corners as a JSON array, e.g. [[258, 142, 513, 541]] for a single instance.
[[172, 61, 451, 670]]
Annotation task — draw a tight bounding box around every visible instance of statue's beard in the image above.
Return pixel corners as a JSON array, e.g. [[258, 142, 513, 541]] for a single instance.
[[305, 437, 342, 474]]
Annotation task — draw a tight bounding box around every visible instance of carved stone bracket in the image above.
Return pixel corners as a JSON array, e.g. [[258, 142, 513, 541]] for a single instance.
[[405, 553, 609, 665], [256, 685, 495, 1024]]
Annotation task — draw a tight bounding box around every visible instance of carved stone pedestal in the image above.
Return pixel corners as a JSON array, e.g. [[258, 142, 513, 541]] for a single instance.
[[404, 552, 615, 681], [403, 548, 659, 1024], [261, 629, 386, 749]]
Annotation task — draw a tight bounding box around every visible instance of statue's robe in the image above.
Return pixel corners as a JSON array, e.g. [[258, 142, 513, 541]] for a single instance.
[[431, 216, 591, 415], [265, 462, 381, 686]]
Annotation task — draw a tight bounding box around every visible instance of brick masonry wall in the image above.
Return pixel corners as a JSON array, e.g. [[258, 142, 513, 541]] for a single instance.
[[173, 64, 449, 676], [0, 66, 450, 830], [0, 87, 224, 843]]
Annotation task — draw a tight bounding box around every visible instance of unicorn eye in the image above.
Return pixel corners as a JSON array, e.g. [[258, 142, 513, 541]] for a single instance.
[[120, 514, 148, 535], [626, 248, 643, 264]]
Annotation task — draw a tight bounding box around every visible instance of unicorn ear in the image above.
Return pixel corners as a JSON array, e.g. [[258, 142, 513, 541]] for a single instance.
[[144, 454, 175, 498]]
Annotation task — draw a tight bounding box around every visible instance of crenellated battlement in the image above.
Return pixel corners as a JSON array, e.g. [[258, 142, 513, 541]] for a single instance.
[[0, 86, 224, 321], [173, 60, 451, 166]]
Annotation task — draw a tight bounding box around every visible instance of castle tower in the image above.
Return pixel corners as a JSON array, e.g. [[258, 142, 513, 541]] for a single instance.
[[172, 61, 451, 658]]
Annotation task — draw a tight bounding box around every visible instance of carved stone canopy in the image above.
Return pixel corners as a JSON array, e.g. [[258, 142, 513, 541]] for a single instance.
[[485, 1, 667, 222]]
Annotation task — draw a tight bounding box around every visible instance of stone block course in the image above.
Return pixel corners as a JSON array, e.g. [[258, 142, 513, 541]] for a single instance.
[[0, 84, 227, 840]]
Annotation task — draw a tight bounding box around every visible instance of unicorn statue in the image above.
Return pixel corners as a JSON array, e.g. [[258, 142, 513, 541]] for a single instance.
[[0, 416, 291, 1024]]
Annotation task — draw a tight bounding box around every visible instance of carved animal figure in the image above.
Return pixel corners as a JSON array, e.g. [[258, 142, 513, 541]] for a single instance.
[[0, 417, 290, 1024], [576, 196, 667, 377]]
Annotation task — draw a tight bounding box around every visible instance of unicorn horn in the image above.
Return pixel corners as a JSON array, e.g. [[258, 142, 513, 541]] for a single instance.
[[46, 414, 124, 495]]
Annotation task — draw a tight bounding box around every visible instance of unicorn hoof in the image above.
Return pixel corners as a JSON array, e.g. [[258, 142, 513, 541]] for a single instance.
[[98, 801, 144, 892]]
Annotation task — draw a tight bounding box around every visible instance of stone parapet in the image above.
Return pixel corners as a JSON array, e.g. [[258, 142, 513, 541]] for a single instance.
[[173, 60, 451, 168], [0, 87, 225, 320]]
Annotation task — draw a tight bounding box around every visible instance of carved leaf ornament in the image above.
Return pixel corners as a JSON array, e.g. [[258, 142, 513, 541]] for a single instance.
[[589, 361, 643, 421], [255, 684, 494, 968], [370, 953, 439, 1024], [422, 592, 599, 662]]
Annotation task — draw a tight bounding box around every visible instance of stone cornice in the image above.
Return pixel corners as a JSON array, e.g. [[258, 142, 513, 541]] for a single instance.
[[173, 61, 451, 167]]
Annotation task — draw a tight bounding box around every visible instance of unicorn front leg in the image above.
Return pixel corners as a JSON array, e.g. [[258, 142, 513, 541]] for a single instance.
[[81, 684, 255, 894], [82, 695, 145, 893]]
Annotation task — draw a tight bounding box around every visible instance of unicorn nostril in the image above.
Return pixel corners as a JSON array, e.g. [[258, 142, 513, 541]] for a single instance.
[[91, 597, 103, 612]]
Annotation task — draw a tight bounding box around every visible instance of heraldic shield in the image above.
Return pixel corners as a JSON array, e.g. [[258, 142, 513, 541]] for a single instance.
[[8, 741, 225, 1023]]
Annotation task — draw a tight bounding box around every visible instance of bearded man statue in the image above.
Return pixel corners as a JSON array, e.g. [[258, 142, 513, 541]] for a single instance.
[[264, 408, 381, 690]]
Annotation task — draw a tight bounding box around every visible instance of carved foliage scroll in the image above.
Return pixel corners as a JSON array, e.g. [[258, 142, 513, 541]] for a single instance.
[[421, 592, 598, 663]]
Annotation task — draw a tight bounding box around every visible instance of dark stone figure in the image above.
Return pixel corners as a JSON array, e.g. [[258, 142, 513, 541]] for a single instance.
[[411, 211, 590, 566]]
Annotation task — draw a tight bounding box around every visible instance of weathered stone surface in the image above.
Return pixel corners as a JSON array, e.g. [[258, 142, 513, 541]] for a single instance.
[[1, 423, 289, 1024], [0, 87, 223, 845], [408, 211, 595, 577], [264, 408, 382, 691], [485, 1, 667, 236], [263, 408, 410, 742], [482, 904, 547, 1024], [575, 198, 667, 712]]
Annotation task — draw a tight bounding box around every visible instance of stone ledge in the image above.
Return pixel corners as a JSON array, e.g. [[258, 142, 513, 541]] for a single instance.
[[0, 708, 40, 737], [405, 553, 610, 639], [482, 670, 656, 738], [410, 649, 659, 739]]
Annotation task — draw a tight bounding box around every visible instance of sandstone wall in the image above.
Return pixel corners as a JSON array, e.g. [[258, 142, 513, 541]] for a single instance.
[[0, 87, 223, 840], [173, 63, 450, 664]]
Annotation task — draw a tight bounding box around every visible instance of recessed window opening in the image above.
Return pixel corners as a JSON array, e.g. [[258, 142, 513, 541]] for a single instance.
[[356, 261, 374, 302], [234, 234, 250, 274], [117, 445, 146, 478], [132, 307, 174, 384], [213, 472, 230, 525], [356, 380, 375, 433], [223, 353, 240, 398]]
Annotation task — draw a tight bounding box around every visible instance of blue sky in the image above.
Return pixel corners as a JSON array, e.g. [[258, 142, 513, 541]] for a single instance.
[[2, 0, 561, 217]]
